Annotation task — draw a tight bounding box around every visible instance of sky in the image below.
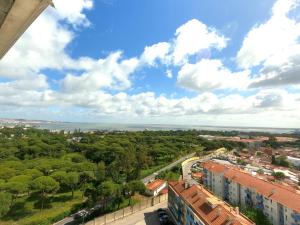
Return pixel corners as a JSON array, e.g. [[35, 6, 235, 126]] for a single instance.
[[0, 0, 300, 128]]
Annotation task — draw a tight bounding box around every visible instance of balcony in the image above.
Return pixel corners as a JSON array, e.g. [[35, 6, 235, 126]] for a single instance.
[[292, 212, 300, 222]]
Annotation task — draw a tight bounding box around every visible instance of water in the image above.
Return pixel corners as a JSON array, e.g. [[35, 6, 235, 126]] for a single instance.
[[2, 121, 297, 134]]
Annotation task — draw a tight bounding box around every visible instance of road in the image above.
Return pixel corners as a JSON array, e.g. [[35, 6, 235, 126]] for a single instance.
[[181, 155, 211, 184], [141, 152, 196, 184], [108, 201, 167, 225], [53, 216, 76, 225]]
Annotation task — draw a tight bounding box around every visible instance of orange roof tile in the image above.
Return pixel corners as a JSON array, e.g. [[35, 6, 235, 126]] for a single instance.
[[169, 181, 254, 225], [192, 172, 203, 178], [202, 161, 229, 173], [204, 161, 300, 213], [224, 167, 300, 213], [146, 179, 165, 191]]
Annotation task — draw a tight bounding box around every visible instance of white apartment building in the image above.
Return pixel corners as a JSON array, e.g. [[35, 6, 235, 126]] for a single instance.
[[203, 161, 300, 225]]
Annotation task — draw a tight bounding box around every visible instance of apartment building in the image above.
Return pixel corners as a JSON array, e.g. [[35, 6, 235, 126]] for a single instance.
[[203, 161, 300, 225], [168, 181, 255, 225]]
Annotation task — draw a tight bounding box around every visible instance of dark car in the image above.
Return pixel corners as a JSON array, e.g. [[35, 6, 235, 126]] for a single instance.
[[157, 209, 170, 225], [73, 210, 89, 220]]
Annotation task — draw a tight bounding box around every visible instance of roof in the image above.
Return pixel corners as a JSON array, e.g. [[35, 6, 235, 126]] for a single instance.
[[0, 0, 52, 59], [192, 172, 204, 178], [169, 181, 254, 225], [146, 179, 165, 191], [202, 161, 229, 173], [205, 161, 300, 213]]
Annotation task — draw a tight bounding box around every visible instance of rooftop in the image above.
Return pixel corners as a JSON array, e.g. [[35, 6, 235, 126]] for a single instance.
[[169, 181, 255, 225], [204, 161, 300, 213], [146, 179, 165, 191]]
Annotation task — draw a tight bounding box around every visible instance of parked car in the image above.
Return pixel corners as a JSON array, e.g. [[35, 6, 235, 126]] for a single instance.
[[157, 208, 171, 225], [73, 210, 89, 220]]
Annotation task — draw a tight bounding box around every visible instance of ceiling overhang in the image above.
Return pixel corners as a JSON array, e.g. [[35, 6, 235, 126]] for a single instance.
[[0, 0, 52, 59]]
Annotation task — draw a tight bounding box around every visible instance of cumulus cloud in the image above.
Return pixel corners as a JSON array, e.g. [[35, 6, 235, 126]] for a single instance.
[[237, 0, 300, 69], [1, 88, 299, 118], [61, 52, 139, 92], [237, 0, 300, 88], [0, 0, 299, 128], [172, 19, 228, 65], [140, 42, 171, 66], [177, 59, 250, 92], [52, 0, 93, 27]]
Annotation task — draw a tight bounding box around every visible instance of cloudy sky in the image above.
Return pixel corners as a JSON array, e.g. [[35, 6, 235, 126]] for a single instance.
[[0, 0, 300, 128]]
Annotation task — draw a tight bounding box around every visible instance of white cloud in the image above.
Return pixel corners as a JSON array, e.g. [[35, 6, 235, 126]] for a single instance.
[[166, 70, 173, 79], [177, 59, 250, 92], [61, 52, 139, 92], [0, 12, 74, 79], [140, 42, 171, 66], [237, 0, 300, 69], [172, 19, 228, 65], [0, 2, 299, 128], [52, 0, 93, 27]]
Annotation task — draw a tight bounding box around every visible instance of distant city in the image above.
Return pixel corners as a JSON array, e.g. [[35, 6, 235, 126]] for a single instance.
[[0, 118, 298, 134]]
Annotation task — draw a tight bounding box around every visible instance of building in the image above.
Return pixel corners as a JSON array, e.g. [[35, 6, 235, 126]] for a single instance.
[[168, 181, 255, 225], [203, 161, 300, 225], [287, 156, 300, 167], [145, 179, 167, 196], [0, 0, 53, 59]]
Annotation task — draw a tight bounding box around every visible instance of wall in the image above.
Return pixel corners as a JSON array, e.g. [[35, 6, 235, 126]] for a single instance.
[[85, 193, 168, 225]]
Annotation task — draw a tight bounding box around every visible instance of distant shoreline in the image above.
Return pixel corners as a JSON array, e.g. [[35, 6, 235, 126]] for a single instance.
[[0, 120, 298, 134]]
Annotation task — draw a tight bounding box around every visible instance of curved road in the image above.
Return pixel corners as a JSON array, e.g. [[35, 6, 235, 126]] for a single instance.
[[142, 152, 196, 184], [181, 155, 211, 184]]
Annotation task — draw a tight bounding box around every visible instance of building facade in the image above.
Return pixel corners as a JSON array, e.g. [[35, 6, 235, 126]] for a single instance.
[[168, 181, 255, 225], [145, 179, 167, 196], [203, 161, 300, 225]]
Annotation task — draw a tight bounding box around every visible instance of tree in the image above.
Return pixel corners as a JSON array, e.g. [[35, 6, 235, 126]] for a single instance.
[[24, 169, 43, 179], [30, 176, 59, 211], [4, 182, 28, 204], [65, 172, 79, 198], [0, 167, 16, 181], [79, 171, 95, 198], [98, 181, 120, 210], [242, 207, 272, 225], [95, 161, 105, 182], [51, 171, 68, 187], [124, 180, 145, 205], [0, 192, 12, 217], [272, 172, 285, 180]]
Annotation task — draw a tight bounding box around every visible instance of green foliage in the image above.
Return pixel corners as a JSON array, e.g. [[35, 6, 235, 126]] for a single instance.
[[272, 155, 290, 167], [156, 164, 181, 181], [31, 176, 60, 194], [242, 207, 272, 225], [0, 192, 12, 217], [30, 176, 60, 210], [1, 127, 271, 224], [272, 171, 286, 180]]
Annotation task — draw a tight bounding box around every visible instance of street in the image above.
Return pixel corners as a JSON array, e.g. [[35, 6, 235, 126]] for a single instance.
[[181, 155, 211, 184], [108, 201, 167, 225], [142, 152, 196, 184]]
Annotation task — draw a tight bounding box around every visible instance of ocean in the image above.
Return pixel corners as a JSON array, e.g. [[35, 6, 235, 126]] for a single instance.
[[5, 122, 297, 134]]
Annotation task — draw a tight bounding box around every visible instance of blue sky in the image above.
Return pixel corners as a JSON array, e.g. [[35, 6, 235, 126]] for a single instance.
[[0, 0, 300, 128]]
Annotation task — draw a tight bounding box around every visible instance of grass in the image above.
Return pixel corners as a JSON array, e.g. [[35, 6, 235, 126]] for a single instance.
[[0, 191, 84, 225], [140, 164, 168, 178]]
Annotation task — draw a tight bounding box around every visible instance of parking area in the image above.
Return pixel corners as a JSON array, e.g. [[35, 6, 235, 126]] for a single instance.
[[108, 201, 167, 225]]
